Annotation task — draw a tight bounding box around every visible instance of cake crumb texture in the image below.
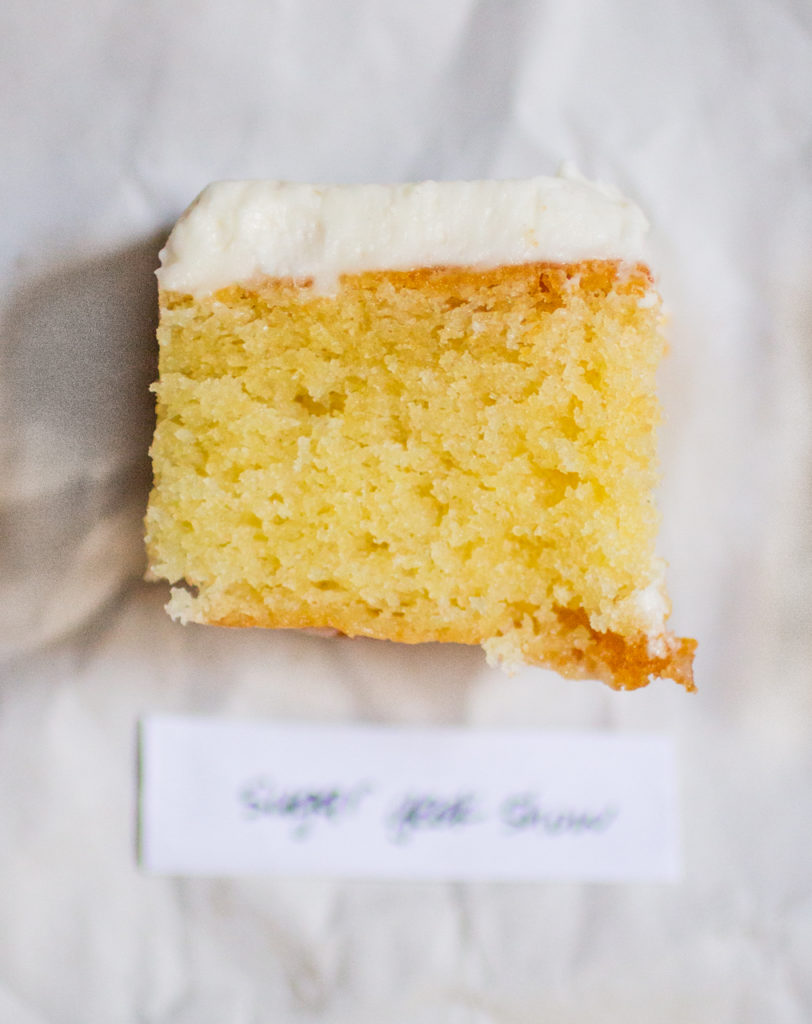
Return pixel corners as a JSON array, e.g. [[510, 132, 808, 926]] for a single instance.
[[146, 261, 695, 690]]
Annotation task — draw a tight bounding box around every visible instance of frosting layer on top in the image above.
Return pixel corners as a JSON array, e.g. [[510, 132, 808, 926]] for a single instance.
[[157, 169, 649, 296]]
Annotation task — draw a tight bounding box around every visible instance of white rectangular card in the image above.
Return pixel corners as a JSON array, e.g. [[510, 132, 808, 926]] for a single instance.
[[139, 717, 679, 882]]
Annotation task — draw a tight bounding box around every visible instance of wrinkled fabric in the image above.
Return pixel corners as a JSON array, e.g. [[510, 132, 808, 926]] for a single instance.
[[2, 0, 811, 1020]]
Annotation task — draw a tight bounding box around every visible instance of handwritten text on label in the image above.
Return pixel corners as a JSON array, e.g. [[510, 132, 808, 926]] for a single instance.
[[140, 718, 679, 881]]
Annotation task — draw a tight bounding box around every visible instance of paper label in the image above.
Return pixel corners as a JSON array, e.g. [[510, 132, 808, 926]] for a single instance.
[[139, 717, 679, 882]]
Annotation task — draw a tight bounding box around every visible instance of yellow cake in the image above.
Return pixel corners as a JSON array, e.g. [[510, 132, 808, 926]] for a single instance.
[[146, 174, 695, 690]]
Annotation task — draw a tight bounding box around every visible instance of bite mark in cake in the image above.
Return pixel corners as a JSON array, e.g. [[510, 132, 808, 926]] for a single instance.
[[146, 171, 696, 691]]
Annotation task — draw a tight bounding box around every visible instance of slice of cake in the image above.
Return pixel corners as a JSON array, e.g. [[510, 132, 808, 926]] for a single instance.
[[146, 172, 696, 690]]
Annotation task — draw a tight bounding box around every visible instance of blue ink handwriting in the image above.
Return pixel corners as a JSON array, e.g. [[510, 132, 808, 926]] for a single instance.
[[500, 792, 618, 836], [386, 792, 482, 844], [239, 777, 372, 840]]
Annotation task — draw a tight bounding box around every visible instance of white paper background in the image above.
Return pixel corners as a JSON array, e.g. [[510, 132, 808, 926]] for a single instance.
[[2, 0, 811, 1021]]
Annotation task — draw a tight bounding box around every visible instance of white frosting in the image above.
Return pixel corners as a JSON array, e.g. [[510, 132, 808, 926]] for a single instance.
[[157, 167, 649, 296], [632, 563, 672, 658], [634, 580, 670, 633]]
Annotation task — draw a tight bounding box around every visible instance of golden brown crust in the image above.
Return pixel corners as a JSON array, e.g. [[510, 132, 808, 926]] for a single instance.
[[196, 602, 695, 692], [545, 608, 696, 691], [161, 258, 654, 309]]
